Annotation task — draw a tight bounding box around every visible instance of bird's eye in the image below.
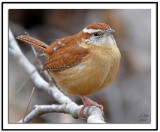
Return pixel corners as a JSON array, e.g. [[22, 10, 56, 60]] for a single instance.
[[94, 33, 99, 36]]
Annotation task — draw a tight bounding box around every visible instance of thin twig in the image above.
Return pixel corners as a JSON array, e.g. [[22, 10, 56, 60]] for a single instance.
[[9, 69, 36, 108], [31, 45, 53, 85], [22, 87, 36, 123], [24, 31, 30, 36]]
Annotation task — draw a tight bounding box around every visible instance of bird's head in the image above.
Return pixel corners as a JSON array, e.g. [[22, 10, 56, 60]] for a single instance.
[[79, 23, 116, 47]]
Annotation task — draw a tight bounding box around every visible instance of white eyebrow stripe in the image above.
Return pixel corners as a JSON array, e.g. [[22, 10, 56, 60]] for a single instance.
[[83, 28, 104, 34]]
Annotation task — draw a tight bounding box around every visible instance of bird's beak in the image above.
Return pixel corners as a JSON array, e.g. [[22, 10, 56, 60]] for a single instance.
[[106, 28, 115, 34]]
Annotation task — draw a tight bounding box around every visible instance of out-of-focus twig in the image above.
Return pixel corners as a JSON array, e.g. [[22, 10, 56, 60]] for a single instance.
[[22, 87, 35, 123], [9, 69, 36, 108], [9, 29, 106, 123], [31, 45, 53, 85]]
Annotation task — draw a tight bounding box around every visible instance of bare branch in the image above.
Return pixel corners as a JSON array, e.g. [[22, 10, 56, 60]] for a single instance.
[[9, 29, 106, 123], [18, 104, 104, 123]]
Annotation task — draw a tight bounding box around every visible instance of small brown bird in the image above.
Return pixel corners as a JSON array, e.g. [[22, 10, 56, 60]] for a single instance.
[[16, 22, 121, 117]]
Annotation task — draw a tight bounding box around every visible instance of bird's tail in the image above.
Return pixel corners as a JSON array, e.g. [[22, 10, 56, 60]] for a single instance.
[[16, 35, 49, 53]]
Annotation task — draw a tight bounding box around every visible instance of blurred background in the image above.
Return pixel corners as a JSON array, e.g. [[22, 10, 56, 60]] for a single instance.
[[9, 9, 151, 123]]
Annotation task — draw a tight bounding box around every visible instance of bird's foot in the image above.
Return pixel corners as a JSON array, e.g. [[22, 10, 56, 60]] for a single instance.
[[78, 96, 103, 118]]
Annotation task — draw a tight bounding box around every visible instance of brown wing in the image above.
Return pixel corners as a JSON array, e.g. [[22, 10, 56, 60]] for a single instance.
[[43, 46, 89, 71]]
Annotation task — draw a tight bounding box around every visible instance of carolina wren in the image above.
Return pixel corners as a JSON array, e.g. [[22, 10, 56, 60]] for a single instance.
[[16, 22, 121, 117]]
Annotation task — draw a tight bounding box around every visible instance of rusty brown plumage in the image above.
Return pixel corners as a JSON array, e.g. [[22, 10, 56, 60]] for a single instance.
[[16, 22, 121, 97], [16, 32, 89, 72], [85, 22, 110, 30], [16, 22, 121, 117], [16, 35, 49, 53], [43, 46, 89, 71]]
